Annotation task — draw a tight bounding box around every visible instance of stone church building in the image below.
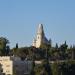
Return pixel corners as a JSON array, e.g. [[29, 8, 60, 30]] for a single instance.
[[32, 24, 50, 48]]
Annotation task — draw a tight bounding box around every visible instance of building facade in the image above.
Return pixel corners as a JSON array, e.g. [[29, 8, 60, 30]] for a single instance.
[[0, 56, 32, 75], [0, 56, 13, 75]]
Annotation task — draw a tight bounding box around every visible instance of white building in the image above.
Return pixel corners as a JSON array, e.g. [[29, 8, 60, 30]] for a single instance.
[[0, 56, 32, 75], [32, 24, 50, 48], [0, 56, 13, 75]]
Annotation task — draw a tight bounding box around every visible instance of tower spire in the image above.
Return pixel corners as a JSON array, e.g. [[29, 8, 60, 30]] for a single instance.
[[32, 24, 49, 48], [37, 24, 44, 35]]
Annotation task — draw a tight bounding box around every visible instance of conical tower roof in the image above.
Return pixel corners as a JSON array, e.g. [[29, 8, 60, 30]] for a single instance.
[[37, 24, 44, 35]]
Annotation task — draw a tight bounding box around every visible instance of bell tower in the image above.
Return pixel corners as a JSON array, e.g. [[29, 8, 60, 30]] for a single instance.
[[32, 24, 49, 48], [36, 24, 44, 48]]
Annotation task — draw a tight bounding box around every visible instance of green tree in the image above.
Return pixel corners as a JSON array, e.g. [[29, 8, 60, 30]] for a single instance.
[[16, 43, 18, 49], [55, 43, 58, 50], [30, 60, 35, 75], [60, 41, 68, 59], [41, 59, 52, 75], [6, 45, 10, 56], [0, 37, 9, 55]]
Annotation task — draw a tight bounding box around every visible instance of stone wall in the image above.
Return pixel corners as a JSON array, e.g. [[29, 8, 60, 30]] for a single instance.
[[0, 56, 13, 75], [0, 56, 32, 75]]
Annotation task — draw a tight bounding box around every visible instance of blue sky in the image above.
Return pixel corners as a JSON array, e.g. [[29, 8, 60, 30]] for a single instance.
[[0, 0, 75, 48]]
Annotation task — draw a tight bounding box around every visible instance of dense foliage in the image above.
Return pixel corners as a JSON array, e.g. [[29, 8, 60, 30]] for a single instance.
[[0, 37, 75, 75], [12, 41, 75, 61], [0, 37, 10, 56]]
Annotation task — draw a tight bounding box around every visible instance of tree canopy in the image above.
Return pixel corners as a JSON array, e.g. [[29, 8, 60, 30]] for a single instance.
[[0, 37, 9, 55]]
